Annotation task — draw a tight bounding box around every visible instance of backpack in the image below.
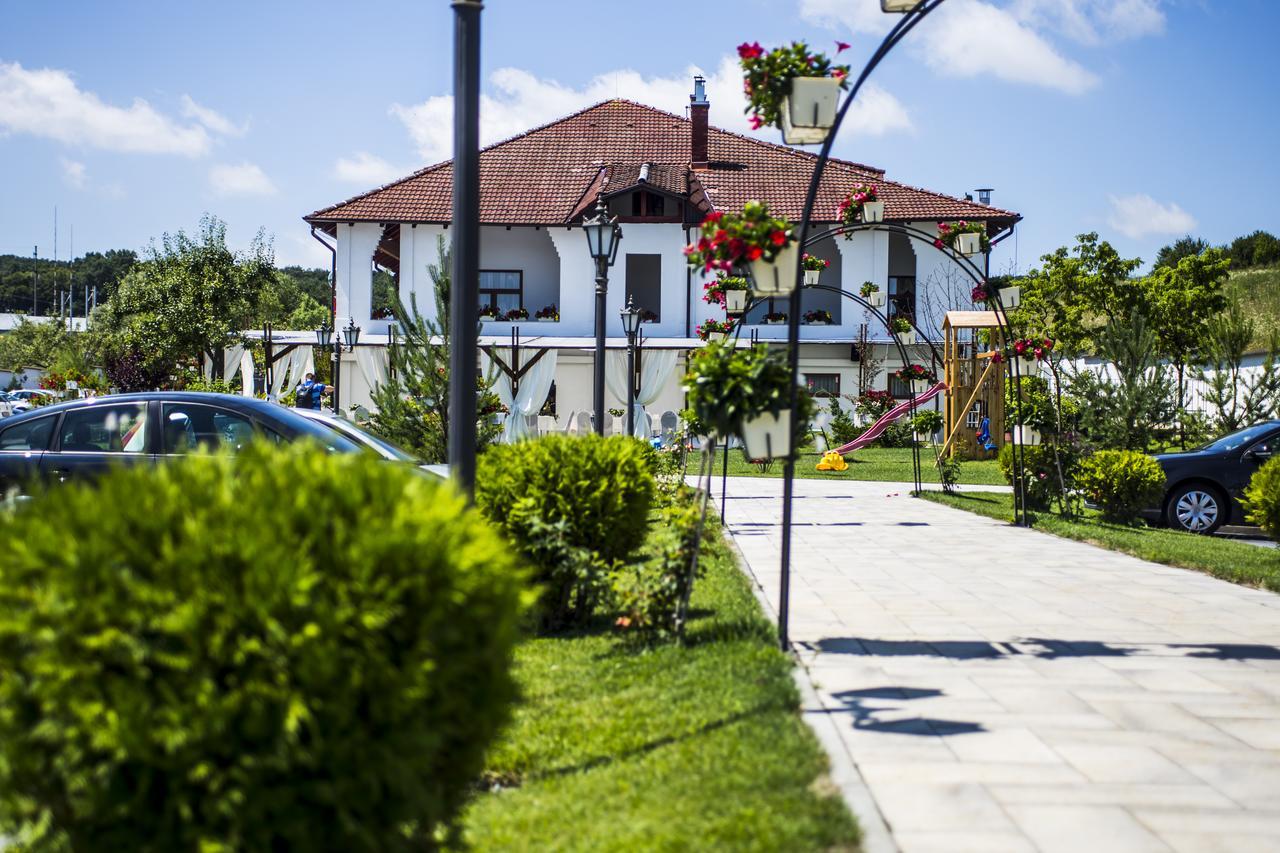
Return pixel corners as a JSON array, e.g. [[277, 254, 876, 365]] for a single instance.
[[294, 381, 313, 407]]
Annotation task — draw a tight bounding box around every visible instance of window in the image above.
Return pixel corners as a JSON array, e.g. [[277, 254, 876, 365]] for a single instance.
[[479, 271, 523, 314], [889, 376, 913, 399], [889, 276, 916, 320], [0, 416, 55, 452], [59, 404, 148, 454], [804, 373, 840, 397], [965, 400, 987, 429], [625, 254, 661, 323], [630, 190, 666, 218], [162, 403, 257, 454]]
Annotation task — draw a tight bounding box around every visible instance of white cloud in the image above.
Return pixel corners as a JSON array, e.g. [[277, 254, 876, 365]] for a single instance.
[[180, 94, 247, 137], [0, 60, 211, 155], [60, 157, 86, 189], [1010, 0, 1164, 44], [391, 56, 910, 164], [1106, 193, 1195, 239], [334, 151, 404, 185], [208, 162, 276, 197]]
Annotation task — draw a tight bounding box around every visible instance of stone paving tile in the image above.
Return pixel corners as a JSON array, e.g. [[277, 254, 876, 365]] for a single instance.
[[722, 476, 1280, 852]]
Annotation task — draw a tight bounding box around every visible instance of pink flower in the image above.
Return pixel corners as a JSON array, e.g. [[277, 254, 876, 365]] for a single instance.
[[836, 40, 851, 53], [933, 239, 944, 249], [748, 114, 764, 130], [832, 68, 847, 82], [992, 352, 1005, 364], [737, 42, 764, 60], [683, 245, 696, 256]]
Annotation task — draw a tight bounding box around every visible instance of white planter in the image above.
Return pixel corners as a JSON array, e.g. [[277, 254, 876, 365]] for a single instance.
[[998, 286, 1021, 309], [882, 0, 923, 11], [910, 378, 930, 394], [803, 269, 822, 286], [861, 200, 885, 223], [894, 329, 916, 345], [764, 319, 787, 325], [781, 77, 840, 145], [863, 290, 886, 308], [956, 232, 982, 256], [749, 240, 799, 296], [479, 315, 499, 323], [707, 331, 727, 343], [741, 410, 793, 460], [724, 289, 747, 313], [805, 320, 830, 326], [1012, 425, 1041, 446]]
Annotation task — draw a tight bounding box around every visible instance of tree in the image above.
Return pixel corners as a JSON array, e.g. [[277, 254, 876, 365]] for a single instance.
[[0, 318, 76, 371], [1153, 235, 1209, 270], [1065, 312, 1177, 451], [1142, 248, 1231, 446], [95, 215, 275, 387], [368, 237, 500, 462], [1194, 300, 1280, 433], [1227, 230, 1280, 270]]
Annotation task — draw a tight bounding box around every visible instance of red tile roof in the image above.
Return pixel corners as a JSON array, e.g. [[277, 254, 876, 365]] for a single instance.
[[306, 99, 1019, 228]]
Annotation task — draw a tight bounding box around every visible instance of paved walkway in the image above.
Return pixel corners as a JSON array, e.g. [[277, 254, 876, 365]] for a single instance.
[[723, 477, 1280, 853]]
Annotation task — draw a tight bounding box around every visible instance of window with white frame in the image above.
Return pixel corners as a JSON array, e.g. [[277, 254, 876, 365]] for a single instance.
[[479, 270, 523, 314]]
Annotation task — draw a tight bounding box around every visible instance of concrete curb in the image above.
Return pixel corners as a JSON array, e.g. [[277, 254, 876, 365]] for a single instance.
[[720, 528, 898, 853]]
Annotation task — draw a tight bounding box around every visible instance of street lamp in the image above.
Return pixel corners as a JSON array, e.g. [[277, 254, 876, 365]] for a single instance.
[[582, 196, 622, 435], [343, 318, 362, 349], [314, 322, 332, 349], [620, 296, 643, 437]]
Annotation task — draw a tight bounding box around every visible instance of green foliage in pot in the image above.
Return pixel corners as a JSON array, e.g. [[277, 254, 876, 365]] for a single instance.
[[683, 342, 814, 441], [476, 435, 656, 629], [0, 444, 530, 850], [911, 409, 944, 436], [1244, 455, 1280, 541], [1075, 449, 1167, 524]]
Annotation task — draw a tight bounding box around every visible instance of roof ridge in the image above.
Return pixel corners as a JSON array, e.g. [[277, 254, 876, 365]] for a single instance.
[[872, 176, 1019, 219], [703, 122, 883, 176]]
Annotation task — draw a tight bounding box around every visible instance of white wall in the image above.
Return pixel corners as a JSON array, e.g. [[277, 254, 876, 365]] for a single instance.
[[335, 222, 384, 332]]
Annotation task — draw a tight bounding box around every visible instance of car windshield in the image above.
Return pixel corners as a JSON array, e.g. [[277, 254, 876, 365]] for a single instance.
[[285, 415, 364, 454], [1195, 423, 1280, 453], [324, 417, 419, 462]]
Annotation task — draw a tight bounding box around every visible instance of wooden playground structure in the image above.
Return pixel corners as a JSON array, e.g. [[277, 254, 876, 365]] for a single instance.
[[940, 310, 1007, 460]]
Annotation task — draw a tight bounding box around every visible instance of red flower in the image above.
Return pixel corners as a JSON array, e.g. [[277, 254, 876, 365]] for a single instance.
[[748, 114, 764, 130], [1014, 340, 1027, 354], [770, 230, 786, 246], [713, 229, 728, 243], [1043, 338, 1054, 350], [746, 245, 764, 261], [992, 351, 1005, 364], [727, 237, 747, 258], [705, 211, 723, 224], [836, 40, 851, 53], [737, 41, 764, 60], [698, 237, 710, 251], [933, 239, 944, 249], [1034, 348, 1044, 359]]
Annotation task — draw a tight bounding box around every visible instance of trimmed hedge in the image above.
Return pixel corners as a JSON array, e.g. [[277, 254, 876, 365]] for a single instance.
[[1245, 455, 1280, 541], [1077, 449, 1167, 524], [476, 434, 656, 627], [0, 445, 529, 850]]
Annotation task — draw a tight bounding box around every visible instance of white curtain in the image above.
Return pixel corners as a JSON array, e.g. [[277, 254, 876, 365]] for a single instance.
[[354, 347, 389, 396], [240, 349, 255, 396], [482, 349, 558, 443], [605, 349, 678, 437], [222, 344, 244, 386]]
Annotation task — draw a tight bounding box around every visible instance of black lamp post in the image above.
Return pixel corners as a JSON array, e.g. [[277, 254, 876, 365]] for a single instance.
[[315, 322, 335, 411], [582, 197, 622, 435], [620, 296, 643, 437]]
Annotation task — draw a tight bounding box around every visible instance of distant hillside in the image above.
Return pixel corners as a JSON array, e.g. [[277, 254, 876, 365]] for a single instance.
[[1226, 264, 1280, 350]]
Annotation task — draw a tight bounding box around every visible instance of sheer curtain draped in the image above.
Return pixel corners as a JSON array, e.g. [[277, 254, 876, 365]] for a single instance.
[[604, 349, 678, 437], [481, 348, 558, 443], [354, 347, 389, 396]]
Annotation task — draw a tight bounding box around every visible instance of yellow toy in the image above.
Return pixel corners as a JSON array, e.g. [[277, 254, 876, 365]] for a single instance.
[[816, 450, 848, 472]]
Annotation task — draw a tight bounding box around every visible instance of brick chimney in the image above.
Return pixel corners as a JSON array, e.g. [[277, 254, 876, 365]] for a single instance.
[[690, 76, 709, 168]]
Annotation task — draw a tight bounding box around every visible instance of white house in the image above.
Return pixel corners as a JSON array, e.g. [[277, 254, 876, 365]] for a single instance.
[[300, 79, 1020, 435]]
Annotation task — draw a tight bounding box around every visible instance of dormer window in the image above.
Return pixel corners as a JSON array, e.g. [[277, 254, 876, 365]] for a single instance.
[[630, 190, 666, 218]]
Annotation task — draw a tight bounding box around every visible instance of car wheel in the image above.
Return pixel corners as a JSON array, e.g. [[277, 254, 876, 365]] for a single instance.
[[1166, 484, 1225, 535]]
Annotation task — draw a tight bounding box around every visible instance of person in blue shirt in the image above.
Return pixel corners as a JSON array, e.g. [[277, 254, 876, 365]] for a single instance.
[[294, 373, 331, 410]]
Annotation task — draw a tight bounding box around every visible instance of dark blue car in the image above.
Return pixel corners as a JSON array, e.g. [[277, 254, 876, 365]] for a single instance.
[[0, 392, 366, 495]]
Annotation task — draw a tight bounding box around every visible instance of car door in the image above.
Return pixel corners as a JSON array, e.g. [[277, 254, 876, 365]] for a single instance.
[[0, 414, 58, 494], [1230, 429, 1280, 502], [40, 401, 152, 484]]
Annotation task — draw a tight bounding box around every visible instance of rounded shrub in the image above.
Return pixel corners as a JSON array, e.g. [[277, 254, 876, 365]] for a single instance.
[[476, 434, 656, 627], [0, 444, 529, 850], [1244, 455, 1280, 541], [911, 409, 943, 437], [1076, 449, 1167, 524]]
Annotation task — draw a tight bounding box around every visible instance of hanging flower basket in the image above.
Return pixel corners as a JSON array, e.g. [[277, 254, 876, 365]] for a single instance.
[[860, 281, 886, 308], [803, 309, 832, 326], [740, 41, 850, 145], [1001, 337, 1054, 364], [970, 283, 993, 304], [1012, 425, 1042, 446], [742, 411, 794, 459], [704, 274, 750, 313], [893, 364, 935, 394], [685, 202, 798, 297], [934, 221, 990, 256], [839, 185, 882, 231], [696, 319, 734, 342], [890, 317, 915, 345], [998, 286, 1021, 309], [801, 253, 828, 286]]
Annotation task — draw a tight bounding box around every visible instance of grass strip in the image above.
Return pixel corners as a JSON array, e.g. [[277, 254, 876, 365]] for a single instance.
[[459, 521, 860, 851], [920, 489, 1280, 593]]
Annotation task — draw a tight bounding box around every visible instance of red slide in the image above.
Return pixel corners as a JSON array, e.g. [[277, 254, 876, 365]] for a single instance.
[[833, 382, 947, 455]]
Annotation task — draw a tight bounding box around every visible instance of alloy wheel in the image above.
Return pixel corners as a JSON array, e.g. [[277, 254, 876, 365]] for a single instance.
[[1175, 490, 1219, 533]]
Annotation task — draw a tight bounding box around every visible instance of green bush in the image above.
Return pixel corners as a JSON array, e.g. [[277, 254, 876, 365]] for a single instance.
[[911, 409, 943, 437], [1245, 455, 1280, 541], [826, 397, 859, 446], [0, 445, 529, 850], [611, 497, 702, 639], [1076, 449, 1167, 524], [476, 434, 656, 628], [998, 441, 1080, 511]]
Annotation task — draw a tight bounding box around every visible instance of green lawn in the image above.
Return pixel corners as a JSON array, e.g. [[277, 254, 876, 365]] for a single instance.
[[458, 522, 860, 851], [1228, 264, 1280, 349], [920, 490, 1280, 593], [707, 445, 1005, 486]]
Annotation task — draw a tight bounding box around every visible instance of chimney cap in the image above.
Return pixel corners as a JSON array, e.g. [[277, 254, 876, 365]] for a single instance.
[[691, 75, 708, 105]]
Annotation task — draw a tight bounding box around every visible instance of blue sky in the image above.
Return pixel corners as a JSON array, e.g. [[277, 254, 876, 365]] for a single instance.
[[1, 0, 1276, 274]]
